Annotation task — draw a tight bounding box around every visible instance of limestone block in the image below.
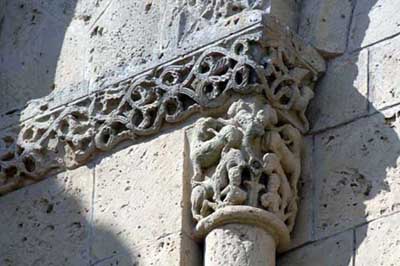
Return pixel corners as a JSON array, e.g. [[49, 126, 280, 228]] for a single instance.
[[369, 36, 400, 110], [355, 212, 400, 266], [0, 165, 93, 266], [277, 230, 354, 266], [299, 0, 352, 57], [0, 0, 113, 117], [0, 0, 70, 114], [87, 0, 301, 92], [314, 106, 400, 239], [349, 0, 400, 51], [91, 232, 201, 266], [270, 0, 299, 30], [87, 0, 167, 91], [51, 19, 89, 94], [133, 232, 201, 266], [91, 128, 195, 258], [308, 50, 368, 132]]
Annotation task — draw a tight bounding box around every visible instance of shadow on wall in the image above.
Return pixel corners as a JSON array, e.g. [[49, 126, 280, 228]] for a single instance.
[[303, 0, 400, 265], [0, 166, 136, 266], [0, 0, 78, 114], [347, 0, 400, 264], [0, 1, 136, 265]]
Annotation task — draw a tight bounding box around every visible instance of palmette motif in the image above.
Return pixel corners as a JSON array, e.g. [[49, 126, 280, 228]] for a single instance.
[[0, 28, 322, 198]]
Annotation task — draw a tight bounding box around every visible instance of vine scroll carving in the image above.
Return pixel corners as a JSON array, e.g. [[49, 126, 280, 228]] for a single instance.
[[0, 19, 324, 248]]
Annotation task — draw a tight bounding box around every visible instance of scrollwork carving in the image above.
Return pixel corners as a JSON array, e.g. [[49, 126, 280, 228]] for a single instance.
[[0, 18, 324, 198]]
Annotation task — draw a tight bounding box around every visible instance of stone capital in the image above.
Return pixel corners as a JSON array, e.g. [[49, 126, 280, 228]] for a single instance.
[[183, 14, 325, 265]]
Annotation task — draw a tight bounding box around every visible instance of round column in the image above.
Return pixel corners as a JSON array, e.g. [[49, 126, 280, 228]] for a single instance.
[[204, 223, 276, 266], [194, 206, 290, 266]]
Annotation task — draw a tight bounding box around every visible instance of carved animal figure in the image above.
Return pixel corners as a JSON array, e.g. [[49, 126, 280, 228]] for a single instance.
[[223, 99, 278, 167], [260, 173, 281, 213], [263, 125, 301, 183], [191, 148, 248, 221], [191, 179, 217, 221], [262, 125, 302, 230], [262, 153, 291, 218], [190, 117, 243, 181], [293, 86, 314, 128]]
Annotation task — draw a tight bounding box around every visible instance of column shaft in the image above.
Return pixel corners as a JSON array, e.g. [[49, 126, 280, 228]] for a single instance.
[[204, 223, 276, 266]]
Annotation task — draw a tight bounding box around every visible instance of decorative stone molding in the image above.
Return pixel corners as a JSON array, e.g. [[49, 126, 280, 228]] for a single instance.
[[184, 16, 325, 266], [0, 16, 324, 197], [189, 97, 299, 256]]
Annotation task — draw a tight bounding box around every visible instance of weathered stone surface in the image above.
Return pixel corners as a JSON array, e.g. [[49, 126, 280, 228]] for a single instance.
[[91, 128, 193, 254], [0, 165, 93, 266], [188, 98, 303, 238], [277, 230, 354, 266], [51, 18, 88, 94], [270, 0, 299, 30], [90, 231, 201, 266], [0, 22, 325, 196], [288, 136, 313, 250], [308, 50, 368, 132], [87, 1, 258, 91], [355, 212, 400, 266], [205, 224, 276, 266], [369, 36, 400, 110], [314, 106, 400, 239], [88, 0, 301, 91], [299, 0, 352, 57], [87, 0, 166, 91], [0, 0, 112, 116], [0, 0, 302, 119], [349, 0, 400, 51], [0, 109, 20, 131], [0, 0, 72, 114]]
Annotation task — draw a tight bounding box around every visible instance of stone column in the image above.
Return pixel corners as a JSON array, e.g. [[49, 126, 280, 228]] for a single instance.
[[186, 17, 325, 266], [200, 206, 289, 266], [205, 223, 276, 266]]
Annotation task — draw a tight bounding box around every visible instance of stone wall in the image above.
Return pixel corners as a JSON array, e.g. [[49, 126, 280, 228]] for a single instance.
[[278, 0, 400, 265], [0, 0, 399, 265], [0, 126, 202, 265]]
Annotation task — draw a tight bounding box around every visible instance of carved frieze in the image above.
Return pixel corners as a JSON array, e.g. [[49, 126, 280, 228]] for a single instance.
[[0, 17, 324, 202]]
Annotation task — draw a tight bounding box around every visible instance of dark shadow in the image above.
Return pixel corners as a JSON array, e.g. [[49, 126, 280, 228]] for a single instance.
[[0, 0, 78, 115], [279, 0, 400, 265], [0, 169, 135, 266], [342, 0, 400, 264], [0, 1, 137, 265]]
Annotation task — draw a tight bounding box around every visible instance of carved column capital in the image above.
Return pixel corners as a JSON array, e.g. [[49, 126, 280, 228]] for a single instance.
[[183, 15, 325, 261]]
